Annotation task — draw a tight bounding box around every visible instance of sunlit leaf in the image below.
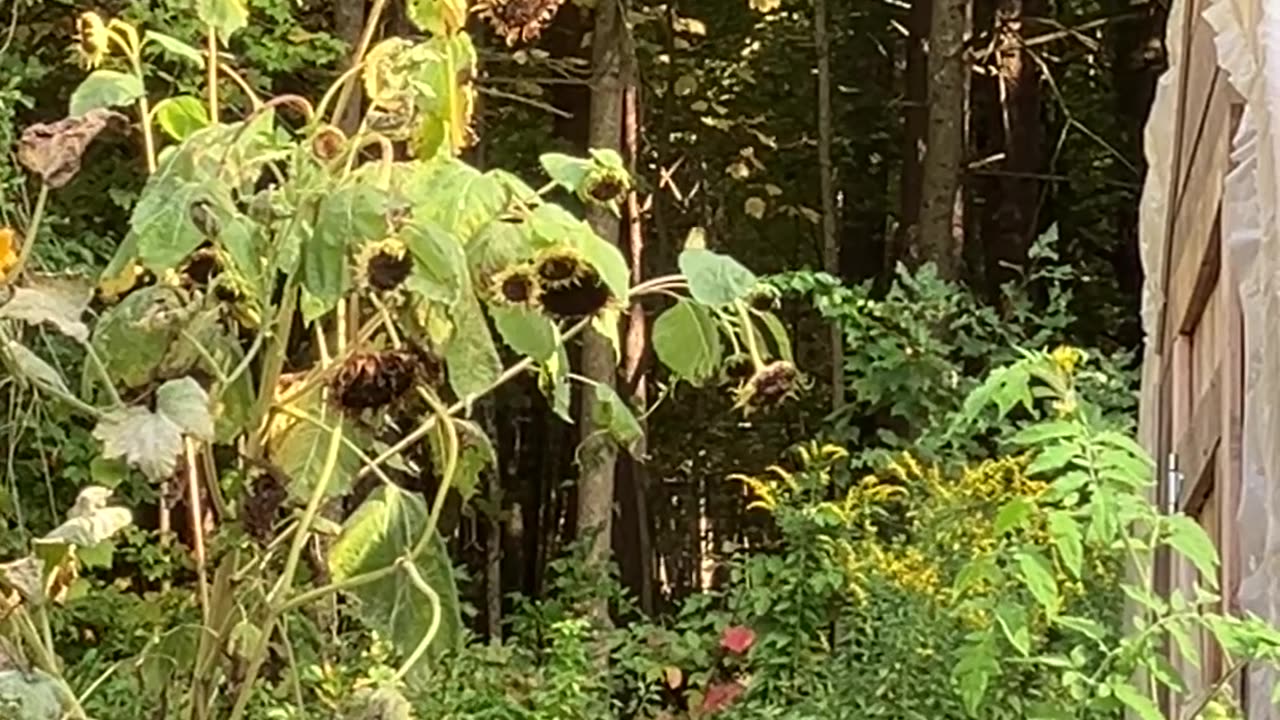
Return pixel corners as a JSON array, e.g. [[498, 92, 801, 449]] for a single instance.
[[152, 96, 208, 141], [679, 248, 757, 306], [652, 299, 722, 384], [540, 152, 591, 193], [1109, 680, 1162, 720], [328, 485, 463, 674], [1164, 514, 1220, 588], [69, 70, 144, 117], [1015, 550, 1059, 614], [1046, 510, 1083, 578]]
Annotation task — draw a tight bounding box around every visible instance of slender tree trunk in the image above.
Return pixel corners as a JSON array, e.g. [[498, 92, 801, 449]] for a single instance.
[[578, 0, 626, 623], [334, 0, 365, 134], [916, 0, 968, 279], [814, 0, 843, 411], [891, 0, 932, 279], [613, 81, 655, 614], [984, 0, 1042, 292]]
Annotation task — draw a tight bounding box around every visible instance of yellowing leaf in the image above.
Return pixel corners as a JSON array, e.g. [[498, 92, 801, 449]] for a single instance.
[[744, 197, 767, 219]]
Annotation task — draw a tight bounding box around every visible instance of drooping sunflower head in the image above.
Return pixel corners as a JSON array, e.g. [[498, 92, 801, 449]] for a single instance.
[[533, 246, 589, 288], [474, 0, 567, 46], [312, 124, 347, 162], [539, 266, 612, 319], [733, 361, 803, 417], [721, 353, 755, 384], [75, 12, 110, 68], [490, 264, 541, 307], [330, 347, 439, 414], [355, 237, 413, 294]]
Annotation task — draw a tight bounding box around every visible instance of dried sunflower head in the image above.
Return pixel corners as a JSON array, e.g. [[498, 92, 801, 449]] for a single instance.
[[539, 266, 612, 319], [721, 353, 754, 384], [75, 12, 110, 68], [490, 264, 541, 306], [733, 361, 802, 417], [330, 347, 439, 413], [312, 125, 346, 162], [180, 246, 220, 286], [533, 246, 589, 288], [475, 0, 567, 46], [355, 237, 413, 294]]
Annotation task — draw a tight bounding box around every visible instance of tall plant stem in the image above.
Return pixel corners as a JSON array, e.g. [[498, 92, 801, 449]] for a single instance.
[[206, 28, 219, 123], [245, 283, 297, 459], [186, 439, 210, 622], [330, 0, 390, 126], [11, 182, 48, 279], [131, 56, 157, 174]]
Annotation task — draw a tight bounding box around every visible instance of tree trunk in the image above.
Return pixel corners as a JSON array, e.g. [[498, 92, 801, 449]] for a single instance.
[[334, 0, 365, 134], [578, 0, 626, 623], [814, 0, 843, 411], [916, 0, 968, 279], [984, 0, 1043, 292], [891, 0, 932, 279]]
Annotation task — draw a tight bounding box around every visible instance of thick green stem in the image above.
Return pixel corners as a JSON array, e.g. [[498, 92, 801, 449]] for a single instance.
[[736, 300, 765, 369]]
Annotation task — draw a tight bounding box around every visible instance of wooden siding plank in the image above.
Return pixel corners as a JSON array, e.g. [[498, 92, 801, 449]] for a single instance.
[[1177, 363, 1222, 510]]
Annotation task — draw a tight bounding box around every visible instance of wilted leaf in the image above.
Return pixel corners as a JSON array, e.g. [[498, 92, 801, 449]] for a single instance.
[[0, 557, 45, 606], [678, 249, 757, 306], [152, 96, 208, 141], [590, 384, 643, 455], [156, 377, 214, 442], [0, 669, 65, 720], [4, 341, 70, 395], [328, 485, 463, 674], [17, 109, 125, 188], [90, 285, 190, 389], [94, 406, 184, 481], [652, 300, 722, 384], [0, 274, 93, 342], [38, 486, 132, 548]]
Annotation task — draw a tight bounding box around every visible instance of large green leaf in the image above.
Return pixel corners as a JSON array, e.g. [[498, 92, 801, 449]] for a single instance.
[[132, 175, 232, 273], [144, 31, 205, 67], [69, 70, 144, 117], [467, 220, 535, 280], [90, 286, 192, 389], [652, 300, 722, 385], [491, 305, 556, 361], [444, 293, 501, 399], [304, 184, 387, 321], [328, 485, 463, 673], [678, 248, 757, 306], [400, 158, 504, 243], [196, 0, 249, 40], [540, 153, 591, 193]]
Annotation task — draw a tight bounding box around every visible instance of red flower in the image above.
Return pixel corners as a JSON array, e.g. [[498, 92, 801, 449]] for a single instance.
[[720, 625, 756, 655], [701, 681, 746, 714]]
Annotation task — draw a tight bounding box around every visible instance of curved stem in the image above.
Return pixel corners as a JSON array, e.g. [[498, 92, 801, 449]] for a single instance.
[[330, 0, 391, 126], [392, 560, 442, 681], [736, 300, 765, 369]]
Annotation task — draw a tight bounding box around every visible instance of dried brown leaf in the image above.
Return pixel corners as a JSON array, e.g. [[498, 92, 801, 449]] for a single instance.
[[17, 109, 126, 188]]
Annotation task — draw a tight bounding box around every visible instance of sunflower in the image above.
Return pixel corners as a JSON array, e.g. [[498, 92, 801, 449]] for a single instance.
[[330, 347, 439, 413], [490, 264, 541, 307], [539, 267, 612, 319], [533, 246, 588, 288], [474, 0, 567, 46], [311, 125, 346, 162], [355, 237, 413, 294], [75, 12, 110, 68], [733, 361, 803, 417]]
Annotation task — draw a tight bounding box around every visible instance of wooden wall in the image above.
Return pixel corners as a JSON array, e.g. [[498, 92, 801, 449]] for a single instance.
[[1150, 0, 1246, 712]]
